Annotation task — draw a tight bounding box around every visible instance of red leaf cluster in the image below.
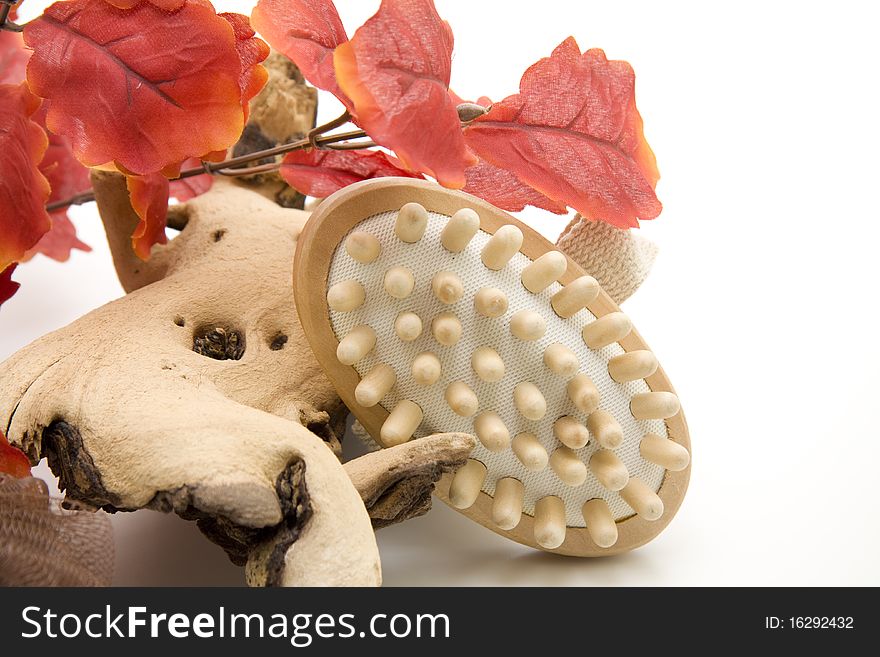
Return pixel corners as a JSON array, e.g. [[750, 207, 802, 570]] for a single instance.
[[280, 149, 420, 198], [24, 0, 247, 175], [3, 0, 662, 320], [254, 0, 474, 187], [22, 0, 268, 260], [254, 1, 660, 226], [25, 0, 269, 258], [0, 431, 31, 478]]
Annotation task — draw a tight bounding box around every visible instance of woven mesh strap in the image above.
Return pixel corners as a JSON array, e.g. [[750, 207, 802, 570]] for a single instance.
[[556, 214, 657, 304], [0, 475, 114, 586]]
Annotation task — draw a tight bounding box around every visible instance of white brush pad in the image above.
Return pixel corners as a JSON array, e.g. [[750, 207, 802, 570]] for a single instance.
[[329, 210, 667, 525]]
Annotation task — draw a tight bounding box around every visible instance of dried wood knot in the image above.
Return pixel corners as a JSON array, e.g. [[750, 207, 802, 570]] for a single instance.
[[192, 326, 245, 360]]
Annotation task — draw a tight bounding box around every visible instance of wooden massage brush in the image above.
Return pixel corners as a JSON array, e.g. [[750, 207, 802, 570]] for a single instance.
[[294, 178, 690, 556]]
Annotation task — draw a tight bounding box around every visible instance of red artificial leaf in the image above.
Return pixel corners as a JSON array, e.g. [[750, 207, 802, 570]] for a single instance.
[[280, 148, 421, 197], [0, 24, 28, 85], [0, 431, 31, 478], [463, 160, 566, 215], [220, 12, 270, 122], [127, 173, 170, 260], [39, 113, 93, 205], [24, 0, 247, 175], [333, 0, 474, 187], [451, 88, 562, 214], [463, 37, 661, 228], [24, 216, 91, 263], [0, 83, 51, 272], [169, 158, 212, 201], [131, 157, 212, 259], [0, 264, 21, 308], [1, 2, 27, 84], [103, 0, 185, 9], [251, 0, 350, 104]]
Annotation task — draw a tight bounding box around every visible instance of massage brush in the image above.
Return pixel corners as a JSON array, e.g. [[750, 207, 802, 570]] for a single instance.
[[294, 178, 690, 556]]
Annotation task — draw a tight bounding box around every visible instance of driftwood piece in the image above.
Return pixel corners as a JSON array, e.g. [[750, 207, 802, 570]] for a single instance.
[[232, 51, 318, 209], [346, 433, 474, 529], [0, 174, 379, 585]]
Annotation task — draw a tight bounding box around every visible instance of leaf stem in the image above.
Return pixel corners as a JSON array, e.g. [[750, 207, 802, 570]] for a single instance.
[[46, 190, 96, 213], [45, 101, 485, 213], [45, 112, 370, 211]]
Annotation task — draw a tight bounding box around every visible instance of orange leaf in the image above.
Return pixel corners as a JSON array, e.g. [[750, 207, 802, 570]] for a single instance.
[[220, 12, 270, 123], [280, 148, 421, 197], [127, 173, 170, 260], [0, 431, 31, 478], [251, 0, 350, 105], [20, 108, 93, 263], [463, 160, 567, 215], [463, 37, 661, 228], [0, 264, 21, 309], [333, 0, 474, 187], [24, 0, 246, 175], [38, 112, 92, 206], [0, 83, 51, 272]]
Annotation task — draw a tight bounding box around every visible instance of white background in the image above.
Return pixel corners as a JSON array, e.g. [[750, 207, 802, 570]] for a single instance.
[[3, 0, 879, 585]]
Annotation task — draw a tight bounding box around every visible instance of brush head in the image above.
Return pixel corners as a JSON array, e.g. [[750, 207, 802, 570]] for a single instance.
[[294, 178, 690, 556]]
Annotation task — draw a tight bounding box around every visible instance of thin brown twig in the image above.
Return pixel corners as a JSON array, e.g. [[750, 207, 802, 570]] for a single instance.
[[307, 111, 352, 148], [329, 139, 378, 150], [44, 102, 487, 213], [215, 162, 280, 177], [45, 116, 371, 212], [46, 191, 96, 213]]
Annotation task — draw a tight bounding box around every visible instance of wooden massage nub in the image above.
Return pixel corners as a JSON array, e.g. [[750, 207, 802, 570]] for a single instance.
[[295, 178, 691, 557]]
